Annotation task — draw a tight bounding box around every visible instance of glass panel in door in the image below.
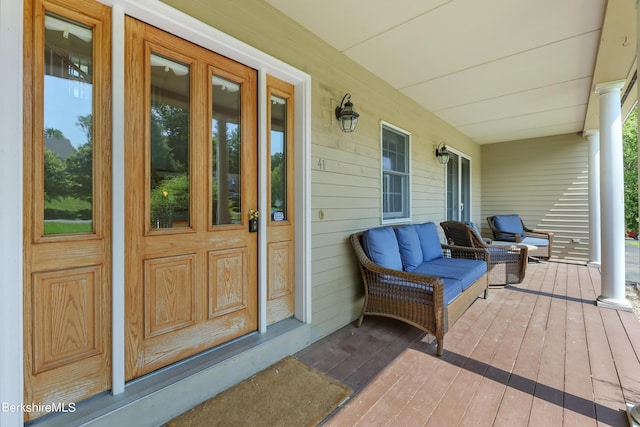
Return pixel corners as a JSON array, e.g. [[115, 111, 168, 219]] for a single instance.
[[446, 151, 471, 221], [270, 94, 287, 221], [43, 13, 94, 234], [212, 75, 242, 225], [150, 53, 190, 229], [446, 152, 460, 220], [460, 156, 471, 221]]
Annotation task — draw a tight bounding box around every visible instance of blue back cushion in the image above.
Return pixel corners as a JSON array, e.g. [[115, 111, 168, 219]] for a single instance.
[[413, 222, 443, 261], [394, 225, 423, 272], [463, 221, 483, 240], [361, 227, 403, 270], [492, 215, 524, 241]]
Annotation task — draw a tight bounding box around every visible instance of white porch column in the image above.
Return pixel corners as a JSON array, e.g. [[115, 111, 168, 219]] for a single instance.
[[586, 130, 601, 266], [595, 80, 632, 310]]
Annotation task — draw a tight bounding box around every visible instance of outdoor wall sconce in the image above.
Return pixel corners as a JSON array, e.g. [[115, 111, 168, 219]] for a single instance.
[[335, 93, 359, 133], [435, 142, 450, 164]]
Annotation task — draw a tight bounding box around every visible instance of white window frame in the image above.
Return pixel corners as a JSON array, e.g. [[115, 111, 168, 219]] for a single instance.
[[381, 121, 412, 223]]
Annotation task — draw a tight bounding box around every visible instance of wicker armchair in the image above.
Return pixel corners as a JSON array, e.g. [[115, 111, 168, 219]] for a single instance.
[[486, 215, 553, 260], [349, 231, 488, 356], [440, 220, 527, 286]]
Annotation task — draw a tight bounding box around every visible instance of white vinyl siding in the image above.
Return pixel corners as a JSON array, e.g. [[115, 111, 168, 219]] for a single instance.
[[481, 133, 589, 261]]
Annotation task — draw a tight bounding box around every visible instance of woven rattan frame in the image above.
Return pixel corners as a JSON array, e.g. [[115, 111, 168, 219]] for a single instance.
[[349, 231, 488, 356], [440, 220, 527, 286]]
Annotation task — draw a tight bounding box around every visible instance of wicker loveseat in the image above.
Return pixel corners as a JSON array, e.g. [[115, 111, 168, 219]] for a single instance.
[[350, 222, 489, 356]]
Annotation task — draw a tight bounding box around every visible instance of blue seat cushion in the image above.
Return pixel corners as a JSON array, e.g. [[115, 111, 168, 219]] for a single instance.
[[413, 222, 443, 261], [394, 225, 423, 272], [414, 258, 486, 291], [361, 227, 403, 270], [521, 237, 549, 247], [492, 215, 524, 242], [398, 276, 462, 306], [440, 277, 464, 305]]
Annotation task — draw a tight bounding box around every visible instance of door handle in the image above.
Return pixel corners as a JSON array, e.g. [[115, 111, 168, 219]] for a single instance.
[[248, 210, 260, 232]]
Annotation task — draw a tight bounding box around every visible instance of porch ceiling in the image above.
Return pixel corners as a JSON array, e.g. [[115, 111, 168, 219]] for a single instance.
[[266, 0, 637, 144]]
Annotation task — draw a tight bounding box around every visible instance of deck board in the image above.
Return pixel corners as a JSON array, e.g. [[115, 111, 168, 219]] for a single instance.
[[493, 262, 556, 426], [456, 277, 527, 427], [563, 264, 598, 426], [297, 261, 640, 427], [530, 262, 566, 427]]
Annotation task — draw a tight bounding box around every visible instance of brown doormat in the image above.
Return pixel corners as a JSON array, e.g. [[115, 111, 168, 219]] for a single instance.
[[166, 356, 352, 427]]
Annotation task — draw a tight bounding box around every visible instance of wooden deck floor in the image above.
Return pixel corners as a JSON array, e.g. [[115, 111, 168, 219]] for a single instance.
[[295, 261, 640, 426]]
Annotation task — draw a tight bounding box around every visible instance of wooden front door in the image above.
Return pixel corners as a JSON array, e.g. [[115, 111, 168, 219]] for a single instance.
[[124, 18, 258, 379], [23, 0, 112, 421]]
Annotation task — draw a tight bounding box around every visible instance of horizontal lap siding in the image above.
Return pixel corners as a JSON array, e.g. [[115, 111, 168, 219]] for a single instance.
[[481, 134, 590, 261], [163, 0, 482, 338]]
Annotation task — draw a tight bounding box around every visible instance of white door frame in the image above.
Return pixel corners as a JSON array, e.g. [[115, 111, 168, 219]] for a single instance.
[[0, 0, 25, 424]]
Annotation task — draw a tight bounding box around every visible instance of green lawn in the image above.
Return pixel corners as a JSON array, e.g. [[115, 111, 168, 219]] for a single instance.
[[626, 239, 640, 247], [44, 221, 93, 235], [44, 196, 92, 234]]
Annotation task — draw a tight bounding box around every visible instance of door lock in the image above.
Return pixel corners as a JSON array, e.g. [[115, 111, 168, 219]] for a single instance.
[[248, 209, 260, 232]]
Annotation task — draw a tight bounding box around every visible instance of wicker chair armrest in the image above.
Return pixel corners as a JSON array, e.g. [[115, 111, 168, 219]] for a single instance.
[[524, 229, 553, 239], [441, 244, 488, 262], [491, 230, 523, 242]]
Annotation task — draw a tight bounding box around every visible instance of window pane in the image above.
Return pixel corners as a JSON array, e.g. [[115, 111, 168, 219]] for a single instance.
[[382, 128, 406, 173], [383, 174, 408, 219], [382, 124, 410, 220], [43, 14, 94, 235], [150, 53, 190, 229], [212, 75, 242, 225], [270, 94, 287, 221]]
